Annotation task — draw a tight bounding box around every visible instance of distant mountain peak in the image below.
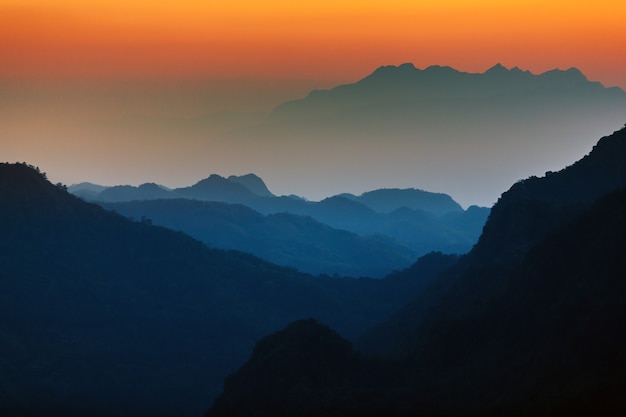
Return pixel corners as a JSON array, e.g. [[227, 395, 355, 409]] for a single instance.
[[370, 63, 417, 76], [563, 66, 587, 80], [193, 174, 228, 187], [485, 62, 508, 73], [541, 66, 588, 81], [344, 188, 463, 215], [398, 62, 417, 70], [137, 182, 165, 190], [227, 173, 274, 197]]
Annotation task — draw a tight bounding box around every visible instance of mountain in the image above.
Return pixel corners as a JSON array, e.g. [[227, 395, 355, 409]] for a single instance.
[[0, 162, 458, 416], [73, 179, 489, 266], [227, 173, 274, 197], [76, 173, 275, 204], [208, 188, 626, 417], [215, 64, 626, 207], [101, 199, 417, 277], [360, 126, 626, 358], [270, 63, 625, 125], [341, 188, 463, 215], [66, 182, 109, 200], [206, 126, 626, 416], [95, 182, 175, 202], [174, 174, 265, 203], [102, 195, 488, 272], [249, 195, 488, 257], [207, 319, 370, 417]]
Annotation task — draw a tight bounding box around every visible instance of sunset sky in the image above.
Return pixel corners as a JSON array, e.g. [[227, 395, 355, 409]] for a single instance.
[[1, 1, 625, 206], [2, 0, 625, 86]]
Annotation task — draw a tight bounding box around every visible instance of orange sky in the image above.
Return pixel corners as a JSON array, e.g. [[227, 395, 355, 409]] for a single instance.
[[1, 0, 625, 87]]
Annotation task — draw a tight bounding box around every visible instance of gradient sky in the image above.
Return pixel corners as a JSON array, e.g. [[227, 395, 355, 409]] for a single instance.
[[1, 1, 625, 207], [2, 0, 625, 87]]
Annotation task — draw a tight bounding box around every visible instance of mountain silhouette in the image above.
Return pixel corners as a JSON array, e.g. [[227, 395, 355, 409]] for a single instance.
[[174, 174, 259, 203], [271, 63, 625, 124], [207, 319, 368, 417], [95, 182, 175, 202], [253, 195, 488, 257], [360, 126, 626, 358], [101, 198, 417, 277], [67, 182, 109, 200], [227, 173, 274, 197], [209, 187, 626, 417], [72, 178, 488, 265], [78, 173, 276, 204], [206, 126, 626, 416], [216, 63, 626, 207], [0, 162, 458, 416], [341, 188, 463, 215]]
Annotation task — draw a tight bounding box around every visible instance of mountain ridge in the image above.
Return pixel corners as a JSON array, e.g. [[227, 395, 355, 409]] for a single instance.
[[205, 126, 626, 416], [208, 187, 626, 416], [359, 126, 626, 358], [212, 62, 626, 208], [273, 63, 624, 121], [0, 162, 461, 416]]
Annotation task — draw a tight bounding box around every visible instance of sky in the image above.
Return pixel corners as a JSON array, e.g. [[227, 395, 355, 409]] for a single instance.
[[1, 1, 626, 206], [1, 1, 625, 86]]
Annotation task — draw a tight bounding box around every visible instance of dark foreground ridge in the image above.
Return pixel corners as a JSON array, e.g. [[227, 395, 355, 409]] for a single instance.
[[0, 162, 458, 417], [206, 126, 626, 417]]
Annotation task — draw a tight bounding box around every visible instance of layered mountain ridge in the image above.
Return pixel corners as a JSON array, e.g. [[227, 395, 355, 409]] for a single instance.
[[213, 63, 626, 208], [270, 63, 625, 123], [0, 163, 460, 416], [207, 126, 626, 416], [70, 174, 487, 277]]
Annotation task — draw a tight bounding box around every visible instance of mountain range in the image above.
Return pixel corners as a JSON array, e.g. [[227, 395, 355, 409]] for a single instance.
[[0, 162, 460, 416], [206, 126, 626, 416], [210, 63, 626, 207], [70, 175, 488, 277], [99, 199, 417, 278], [3, 62, 626, 417]]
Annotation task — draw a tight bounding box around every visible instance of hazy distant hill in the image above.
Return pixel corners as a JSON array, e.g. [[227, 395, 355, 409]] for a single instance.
[[206, 126, 626, 416], [76, 173, 275, 204], [96, 182, 175, 202], [67, 182, 109, 200], [174, 174, 264, 203], [217, 63, 626, 207], [73, 177, 489, 269], [270, 63, 626, 127], [247, 195, 488, 259], [227, 173, 274, 197], [102, 199, 417, 277], [0, 162, 458, 417], [340, 188, 463, 215]]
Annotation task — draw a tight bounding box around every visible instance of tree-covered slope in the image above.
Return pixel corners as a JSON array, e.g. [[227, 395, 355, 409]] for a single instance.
[[208, 187, 626, 416], [0, 162, 456, 416], [206, 127, 626, 416], [101, 199, 417, 278]]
